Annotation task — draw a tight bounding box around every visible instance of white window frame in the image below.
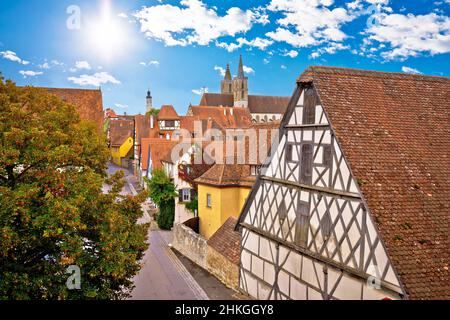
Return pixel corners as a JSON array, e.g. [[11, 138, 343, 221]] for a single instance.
[[206, 193, 212, 208]]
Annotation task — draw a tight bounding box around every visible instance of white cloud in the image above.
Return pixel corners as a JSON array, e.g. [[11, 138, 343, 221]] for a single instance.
[[118, 13, 128, 19], [39, 62, 50, 69], [192, 87, 209, 95], [68, 72, 121, 87], [216, 37, 273, 52], [140, 60, 160, 67], [134, 0, 263, 47], [281, 65, 287, 69], [214, 66, 226, 77], [115, 103, 129, 109], [282, 49, 298, 58], [310, 42, 350, 58], [19, 70, 43, 78], [263, 58, 270, 64], [75, 61, 91, 70], [365, 13, 450, 60], [401, 66, 422, 74], [1, 50, 29, 65], [266, 0, 355, 48], [243, 66, 255, 74]]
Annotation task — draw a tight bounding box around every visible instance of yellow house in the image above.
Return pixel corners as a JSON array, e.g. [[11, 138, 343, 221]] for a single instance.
[[195, 164, 256, 239], [111, 136, 134, 167], [109, 119, 134, 167]]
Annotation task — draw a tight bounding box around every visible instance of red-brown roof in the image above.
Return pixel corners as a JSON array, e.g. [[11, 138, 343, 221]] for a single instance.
[[298, 66, 450, 300], [37, 87, 104, 131], [109, 119, 134, 147], [158, 105, 180, 120], [200, 93, 234, 107], [195, 163, 255, 188], [208, 217, 241, 265], [105, 108, 118, 119], [198, 93, 290, 115], [248, 95, 290, 114], [140, 138, 177, 171], [188, 106, 252, 129]]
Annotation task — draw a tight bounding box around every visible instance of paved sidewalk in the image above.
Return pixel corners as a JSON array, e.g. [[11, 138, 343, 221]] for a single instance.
[[130, 229, 209, 300]]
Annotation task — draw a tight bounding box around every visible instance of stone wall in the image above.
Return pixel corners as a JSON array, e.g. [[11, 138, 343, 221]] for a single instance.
[[173, 222, 240, 291], [206, 246, 239, 291], [172, 223, 207, 269]]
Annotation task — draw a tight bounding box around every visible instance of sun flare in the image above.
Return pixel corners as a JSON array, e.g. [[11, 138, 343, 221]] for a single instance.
[[84, 0, 129, 62]]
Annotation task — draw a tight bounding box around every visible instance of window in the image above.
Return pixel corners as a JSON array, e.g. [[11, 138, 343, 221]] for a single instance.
[[278, 200, 287, 222], [322, 144, 333, 167], [229, 84, 232, 92], [165, 120, 175, 127], [182, 189, 191, 202], [321, 211, 332, 239], [303, 88, 316, 124], [285, 144, 293, 162], [295, 200, 310, 247], [300, 144, 313, 184], [206, 194, 212, 208]]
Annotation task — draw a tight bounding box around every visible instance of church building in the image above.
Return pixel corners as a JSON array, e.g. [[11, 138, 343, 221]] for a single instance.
[[199, 55, 291, 123]]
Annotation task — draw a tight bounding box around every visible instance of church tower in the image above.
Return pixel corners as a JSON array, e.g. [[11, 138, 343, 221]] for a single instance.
[[146, 89, 153, 113], [220, 64, 233, 94], [233, 55, 248, 108]]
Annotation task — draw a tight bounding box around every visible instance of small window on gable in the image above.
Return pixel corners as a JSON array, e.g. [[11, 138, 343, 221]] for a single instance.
[[321, 210, 332, 240], [322, 144, 333, 167], [300, 144, 313, 184], [278, 199, 287, 222], [295, 199, 310, 247], [285, 144, 293, 162], [303, 88, 316, 125]]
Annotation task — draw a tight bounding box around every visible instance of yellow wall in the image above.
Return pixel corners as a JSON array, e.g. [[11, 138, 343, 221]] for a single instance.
[[198, 184, 251, 240], [111, 137, 133, 167]]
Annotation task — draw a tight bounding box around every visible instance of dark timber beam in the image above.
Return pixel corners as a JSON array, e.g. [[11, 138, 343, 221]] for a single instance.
[[261, 176, 361, 200], [240, 222, 403, 296]]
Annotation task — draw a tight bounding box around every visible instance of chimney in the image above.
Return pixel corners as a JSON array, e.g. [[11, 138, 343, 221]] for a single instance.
[[230, 108, 234, 116], [150, 115, 154, 129]]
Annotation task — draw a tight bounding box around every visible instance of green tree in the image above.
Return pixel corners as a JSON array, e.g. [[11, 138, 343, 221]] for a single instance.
[[145, 108, 160, 117], [145, 169, 177, 230], [0, 77, 148, 299]]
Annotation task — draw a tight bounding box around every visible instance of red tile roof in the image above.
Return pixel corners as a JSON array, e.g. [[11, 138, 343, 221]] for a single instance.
[[188, 106, 252, 129], [105, 108, 118, 119], [200, 93, 234, 107], [36, 87, 104, 131], [195, 163, 255, 188], [208, 217, 241, 265], [140, 138, 177, 171], [158, 105, 180, 120], [298, 66, 450, 300], [109, 119, 134, 147], [198, 93, 290, 115], [248, 95, 290, 114]]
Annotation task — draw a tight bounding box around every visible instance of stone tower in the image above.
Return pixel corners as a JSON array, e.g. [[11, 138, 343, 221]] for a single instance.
[[146, 89, 153, 113], [220, 63, 233, 94], [233, 55, 248, 108]]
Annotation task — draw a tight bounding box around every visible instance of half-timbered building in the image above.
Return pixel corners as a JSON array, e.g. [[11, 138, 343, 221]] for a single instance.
[[237, 67, 450, 300]]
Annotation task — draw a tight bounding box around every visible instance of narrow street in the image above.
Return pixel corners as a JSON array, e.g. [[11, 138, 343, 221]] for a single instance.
[[105, 162, 238, 300]]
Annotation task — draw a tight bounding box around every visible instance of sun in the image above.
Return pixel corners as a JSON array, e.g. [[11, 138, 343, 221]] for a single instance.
[[84, 0, 129, 62]]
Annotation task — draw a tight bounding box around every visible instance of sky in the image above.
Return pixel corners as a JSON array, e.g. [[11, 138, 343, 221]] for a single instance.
[[0, 0, 449, 115]]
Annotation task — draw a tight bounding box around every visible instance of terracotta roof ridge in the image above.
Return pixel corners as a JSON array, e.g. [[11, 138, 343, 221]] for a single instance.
[[299, 66, 450, 83]]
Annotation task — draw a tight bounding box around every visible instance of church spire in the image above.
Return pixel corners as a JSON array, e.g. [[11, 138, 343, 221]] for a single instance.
[[224, 63, 232, 81], [237, 54, 245, 78]]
